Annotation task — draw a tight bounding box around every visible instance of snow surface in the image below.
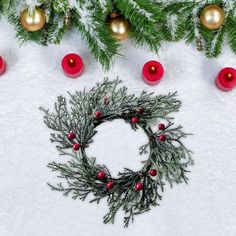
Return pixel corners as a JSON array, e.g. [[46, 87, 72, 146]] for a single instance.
[[0, 18, 236, 236]]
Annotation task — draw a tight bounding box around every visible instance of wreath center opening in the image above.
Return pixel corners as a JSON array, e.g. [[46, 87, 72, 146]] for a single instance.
[[86, 119, 149, 178]]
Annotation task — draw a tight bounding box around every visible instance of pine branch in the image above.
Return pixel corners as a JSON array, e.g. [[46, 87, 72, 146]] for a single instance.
[[226, 14, 236, 53], [72, 2, 119, 70], [204, 25, 226, 58], [115, 0, 165, 52], [2, 0, 236, 67], [157, 0, 235, 58], [0, 1, 3, 13]]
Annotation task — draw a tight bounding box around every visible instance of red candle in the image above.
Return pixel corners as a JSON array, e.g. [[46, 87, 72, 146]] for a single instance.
[[61, 53, 84, 78], [0, 56, 6, 76], [142, 60, 164, 85], [216, 67, 236, 92]]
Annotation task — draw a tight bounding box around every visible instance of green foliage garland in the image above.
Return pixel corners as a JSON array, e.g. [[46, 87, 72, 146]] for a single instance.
[[0, 1, 236, 69], [40, 79, 193, 227]]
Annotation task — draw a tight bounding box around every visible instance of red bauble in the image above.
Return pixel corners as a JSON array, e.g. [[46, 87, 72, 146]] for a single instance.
[[158, 123, 165, 130], [138, 106, 145, 114], [61, 53, 84, 78], [97, 171, 106, 179], [131, 116, 139, 124], [159, 134, 166, 142], [149, 169, 157, 177], [95, 111, 102, 119], [106, 181, 114, 190], [104, 97, 110, 105], [67, 132, 76, 140], [135, 182, 143, 191], [73, 143, 80, 151]]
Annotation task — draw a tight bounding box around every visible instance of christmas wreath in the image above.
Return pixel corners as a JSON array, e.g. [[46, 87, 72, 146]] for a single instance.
[[40, 79, 193, 227]]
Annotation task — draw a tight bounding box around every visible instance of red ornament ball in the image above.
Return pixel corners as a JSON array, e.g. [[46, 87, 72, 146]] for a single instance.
[[73, 143, 80, 151], [131, 116, 139, 124], [135, 182, 143, 191], [95, 111, 102, 119], [67, 132, 76, 140], [97, 171, 106, 179], [159, 134, 166, 142], [138, 106, 145, 114], [158, 123, 165, 130], [149, 169, 157, 177], [106, 181, 114, 190]]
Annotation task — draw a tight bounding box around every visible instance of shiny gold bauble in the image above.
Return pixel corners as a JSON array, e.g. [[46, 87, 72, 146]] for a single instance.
[[20, 7, 46, 32], [200, 5, 225, 30], [108, 16, 130, 41]]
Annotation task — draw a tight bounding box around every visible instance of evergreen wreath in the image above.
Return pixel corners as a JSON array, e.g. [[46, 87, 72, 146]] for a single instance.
[[0, 1, 236, 69], [40, 79, 193, 227]]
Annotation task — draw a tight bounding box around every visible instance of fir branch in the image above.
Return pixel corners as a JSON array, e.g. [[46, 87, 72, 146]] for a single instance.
[[72, 2, 119, 70], [115, 0, 165, 52], [0, 1, 3, 14], [157, 0, 235, 58], [226, 13, 236, 53], [204, 25, 226, 58], [2, 0, 236, 66]]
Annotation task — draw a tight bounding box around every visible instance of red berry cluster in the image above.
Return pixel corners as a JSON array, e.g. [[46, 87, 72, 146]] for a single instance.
[[134, 169, 158, 192], [95, 111, 102, 119], [97, 171, 114, 190], [96, 168, 158, 191], [67, 132, 76, 140], [95, 104, 144, 125], [138, 106, 145, 114], [149, 169, 157, 176], [93, 97, 111, 121], [130, 106, 145, 125], [73, 143, 80, 151], [91, 97, 111, 121], [135, 182, 143, 191], [67, 132, 81, 151], [134, 168, 158, 191], [157, 123, 167, 142], [131, 116, 139, 124]]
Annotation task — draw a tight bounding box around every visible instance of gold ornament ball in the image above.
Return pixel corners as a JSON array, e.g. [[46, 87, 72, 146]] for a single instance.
[[200, 5, 225, 30], [108, 17, 130, 41], [20, 7, 46, 32]]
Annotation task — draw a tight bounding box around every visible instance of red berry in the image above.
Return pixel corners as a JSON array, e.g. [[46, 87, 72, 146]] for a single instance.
[[149, 169, 157, 177], [138, 106, 145, 114], [158, 123, 165, 130], [106, 181, 114, 190], [97, 171, 106, 179], [135, 182, 143, 191], [159, 134, 166, 142], [73, 143, 80, 151], [104, 97, 109, 105], [131, 117, 139, 124], [67, 132, 76, 140], [95, 111, 102, 119]]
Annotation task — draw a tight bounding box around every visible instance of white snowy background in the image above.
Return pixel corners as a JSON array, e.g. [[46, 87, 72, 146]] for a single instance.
[[0, 17, 236, 236]]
